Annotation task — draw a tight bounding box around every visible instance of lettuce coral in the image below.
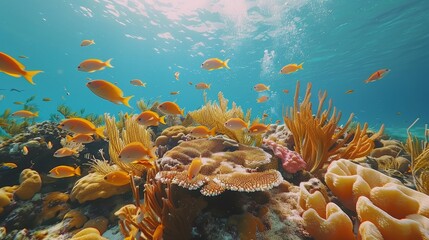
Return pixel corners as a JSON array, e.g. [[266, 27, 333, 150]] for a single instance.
[[14, 168, 42, 200]]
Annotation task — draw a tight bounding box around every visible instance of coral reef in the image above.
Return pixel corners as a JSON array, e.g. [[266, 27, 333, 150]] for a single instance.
[[70, 227, 107, 240], [263, 139, 306, 174], [14, 169, 42, 200]]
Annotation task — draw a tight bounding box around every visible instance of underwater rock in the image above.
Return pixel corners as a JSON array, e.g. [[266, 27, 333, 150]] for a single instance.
[[3, 201, 39, 230]]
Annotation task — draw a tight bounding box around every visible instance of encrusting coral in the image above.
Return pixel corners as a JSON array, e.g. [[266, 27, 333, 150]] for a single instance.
[[155, 137, 283, 196], [283, 81, 384, 173], [14, 168, 42, 200]]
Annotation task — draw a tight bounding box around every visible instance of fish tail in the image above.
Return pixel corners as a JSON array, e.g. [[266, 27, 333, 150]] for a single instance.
[[210, 127, 216, 136], [75, 166, 81, 176], [364, 79, 370, 83], [95, 126, 106, 139], [224, 59, 230, 69], [142, 83, 146, 87], [34, 112, 39, 117], [298, 62, 304, 69], [208, 84, 211, 89], [66, 135, 73, 142], [105, 58, 114, 68], [91, 40, 95, 44], [159, 115, 166, 125], [267, 85, 270, 90], [122, 95, 134, 108], [181, 108, 185, 116], [23, 70, 43, 85]]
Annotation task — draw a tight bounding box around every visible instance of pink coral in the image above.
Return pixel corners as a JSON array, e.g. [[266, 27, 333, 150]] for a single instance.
[[264, 139, 306, 174]]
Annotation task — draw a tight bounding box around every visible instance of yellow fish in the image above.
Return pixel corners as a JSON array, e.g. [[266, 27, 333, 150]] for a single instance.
[[201, 58, 230, 71], [53, 147, 79, 158], [188, 157, 203, 181], [119, 142, 156, 163], [345, 90, 354, 94], [257, 96, 269, 103], [11, 110, 38, 118], [77, 58, 113, 73], [130, 79, 146, 87], [174, 72, 180, 80], [190, 126, 216, 138], [42, 98, 51, 102], [104, 171, 130, 186], [22, 146, 29, 155], [224, 118, 248, 130], [253, 84, 270, 92], [0, 52, 43, 85], [195, 83, 211, 90], [247, 123, 270, 135], [136, 111, 166, 127], [86, 80, 134, 108], [280, 62, 303, 74], [158, 101, 184, 115], [66, 134, 94, 144], [59, 117, 105, 139], [48, 165, 81, 178], [13, 101, 24, 105], [170, 91, 180, 95], [80, 40, 95, 47]]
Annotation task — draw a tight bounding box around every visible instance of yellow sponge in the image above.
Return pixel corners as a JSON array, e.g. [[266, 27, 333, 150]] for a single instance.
[[15, 169, 42, 200]]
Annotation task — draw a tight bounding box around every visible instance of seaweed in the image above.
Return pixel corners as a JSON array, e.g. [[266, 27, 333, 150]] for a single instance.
[[136, 98, 160, 112]]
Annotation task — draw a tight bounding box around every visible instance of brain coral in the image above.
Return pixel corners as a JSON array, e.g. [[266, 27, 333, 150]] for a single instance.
[[156, 137, 283, 196], [14, 168, 42, 200], [70, 172, 130, 203]]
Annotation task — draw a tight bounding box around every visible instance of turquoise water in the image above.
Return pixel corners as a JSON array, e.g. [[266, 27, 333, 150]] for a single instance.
[[1, 0, 428, 139]]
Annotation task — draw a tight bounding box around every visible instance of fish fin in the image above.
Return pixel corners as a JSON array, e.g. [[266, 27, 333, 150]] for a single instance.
[[105, 58, 114, 68], [122, 95, 134, 108], [208, 84, 211, 89], [34, 112, 39, 117], [1, 71, 21, 78], [267, 85, 270, 90], [159, 115, 166, 125], [181, 108, 185, 116], [364, 79, 370, 83], [95, 126, 106, 139], [23, 70, 43, 85], [298, 62, 304, 69], [75, 166, 81, 176], [208, 69, 214, 71], [224, 59, 230, 69], [91, 40, 95, 44], [142, 83, 146, 87], [210, 127, 216, 136], [66, 135, 73, 142]]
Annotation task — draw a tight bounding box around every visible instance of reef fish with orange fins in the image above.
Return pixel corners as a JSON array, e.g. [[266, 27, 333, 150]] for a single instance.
[[188, 157, 203, 181], [80, 40, 95, 47], [280, 62, 303, 74], [224, 118, 248, 130], [136, 110, 166, 127], [11, 110, 38, 118], [190, 126, 216, 138], [48, 166, 81, 178], [158, 101, 184, 115], [66, 134, 94, 144], [59, 117, 105, 139], [0, 52, 43, 85], [364, 69, 390, 83], [104, 170, 130, 186], [0, 162, 17, 170], [201, 58, 230, 71], [86, 80, 134, 108], [54, 147, 79, 158], [119, 142, 156, 163], [77, 58, 113, 73], [247, 123, 270, 135]]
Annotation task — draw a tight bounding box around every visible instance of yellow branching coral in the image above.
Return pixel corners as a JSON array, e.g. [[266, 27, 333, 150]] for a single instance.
[[155, 138, 283, 196], [188, 92, 259, 145], [283, 81, 384, 173], [105, 114, 154, 175]]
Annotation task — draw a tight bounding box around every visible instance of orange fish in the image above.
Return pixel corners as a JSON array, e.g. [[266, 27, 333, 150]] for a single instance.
[[80, 40, 95, 47], [119, 142, 156, 163], [47, 141, 53, 149], [257, 96, 269, 103], [130, 79, 146, 87], [174, 72, 180, 80], [153, 224, 164, 240], [103, 170, 130, 186], [48, 166, 81, 178], [190, 126, 216, 138], [224, 118, 248, 130], [13, 101, 24, 105], [253, 84, 270, 92], [77, 58, 113, 73], [364, 69, 390, 83], [54, 147, 79, 158], [136, 110, 166, 127], [66, 134, 94, 144], [188, 157, 203, 181], [86, 80, 134, 108], [0, 52, 43, 85], [158, 101, 184, 115], [195, 83, 211, 90], [247, 123, 270, 135], [59, 117, 105, 139], [22, 146, 29, 155], [280, 62, 303, 74], [170, 91, 180, 95], [11, 110, 38, 118], [201, 58, 230, 71], [282, 89, 289, 94], [345, 90, 354, 94]]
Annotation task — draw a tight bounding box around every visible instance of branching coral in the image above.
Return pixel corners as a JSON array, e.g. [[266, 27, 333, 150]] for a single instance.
[[188, 92, 259, 146], [155, 137, 283, 196], [283, 81, 384, 173]]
